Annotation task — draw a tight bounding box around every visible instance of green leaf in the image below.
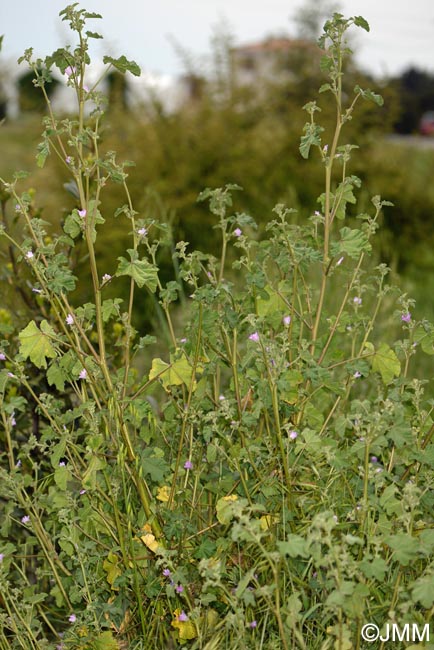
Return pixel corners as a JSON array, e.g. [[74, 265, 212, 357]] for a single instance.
[[354, 84, 383, 106], [299, 122, 324, 159], [18, 320, 57, 369], [50, 439, 67, 468], [63, 213, 82, 239], [36, 140, 50, 168], [414, 324, 434, 355], [359, 557, 388, 581], [277, 534, 309, 558], [86, 30, 103, 39], [386, 533, 419, 565], [140, 448, 169, 483], [411, 574, 434, 608], [333, 181, 357, 220], [84, 11, 103, 19], [47, 361, 66, 391], [54, 464, 72, 490], [82, 456, 106, 488], [102, 298, 123, 322], [365, 342, 401, 385], [103, 55, 141, 77], [45, 255, 77, 294], [45, 48, 72, 74], [319, 55, 334, 73], [354, 16, 370, 32], [116, 249, 158, 291], [339, 227, 371, 258]]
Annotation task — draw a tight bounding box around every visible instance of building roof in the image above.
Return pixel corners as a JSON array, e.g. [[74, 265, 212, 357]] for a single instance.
[[232, 37, 318, 55]]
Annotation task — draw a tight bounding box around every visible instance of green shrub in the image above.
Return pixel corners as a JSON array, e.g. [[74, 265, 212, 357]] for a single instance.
[[1, 7, 433, 650]]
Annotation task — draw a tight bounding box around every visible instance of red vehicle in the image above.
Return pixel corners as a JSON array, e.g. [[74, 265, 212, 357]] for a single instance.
[[419, 111, 434, 135]]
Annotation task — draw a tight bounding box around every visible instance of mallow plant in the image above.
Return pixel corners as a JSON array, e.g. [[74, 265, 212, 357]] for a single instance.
[[1, 5, 434, 650]]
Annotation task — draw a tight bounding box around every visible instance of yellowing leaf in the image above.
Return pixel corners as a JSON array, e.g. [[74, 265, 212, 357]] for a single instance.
[[149, 350, 203, 391], [156, 485, 171, 503], [206, 608, 219, 628], [365, 342, 400, 385], [216, 495, 238, 525], [90, 630, 120, 650], [102, 552, 122, 590], [140, 533, 160, 553], [171, 609, 198, 640], [257, 285, 287, 317], [260, 514, 279, 531], [18, 320, 57, 369]]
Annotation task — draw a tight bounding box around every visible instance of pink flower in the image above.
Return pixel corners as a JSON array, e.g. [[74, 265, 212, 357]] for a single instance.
[[78, 209, 86, 218], [401, 312, 411, 323], [283, 315, 291, 326], [289, 430, 298, 440], [0, 553, 4, 563], [0, 353, 6, 361], [175, 584, 184, 593], [65, 314, 74, 326], [353, 371, 362, 378], [25, 250, 34, 259], [102, 274, 112, 282], [249, 332, 259, 342], [65, 156, 72, 164], [249, 620, 257, 629], [233, 228, 242, 237], [353, 296, 362, 305], [68, 613, 76, 623], [79, 368, 87, 380], [21, 515, 30, 524], [178, 611, 188, 622], [163, 568, 171, 577], [184, 460, 193, 470], [137, 227, 147, 237]]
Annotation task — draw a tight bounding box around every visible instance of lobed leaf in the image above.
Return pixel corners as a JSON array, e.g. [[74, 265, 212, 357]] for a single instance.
[[103, 55, 141, 77], [18, 320, 57, 369]]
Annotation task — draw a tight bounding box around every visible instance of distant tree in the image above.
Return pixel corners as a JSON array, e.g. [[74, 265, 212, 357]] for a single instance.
[[391, 67, 434, 133], [18, 69, 59, 113], [107, 70, 128, 111], [292, 0, 342, 41]]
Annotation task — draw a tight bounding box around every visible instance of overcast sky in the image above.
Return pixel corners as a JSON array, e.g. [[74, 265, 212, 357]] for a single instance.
[[2, 0, 434, 80]]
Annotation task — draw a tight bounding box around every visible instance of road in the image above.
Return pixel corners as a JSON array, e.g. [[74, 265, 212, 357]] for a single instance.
[[386, 134, 434, 149]]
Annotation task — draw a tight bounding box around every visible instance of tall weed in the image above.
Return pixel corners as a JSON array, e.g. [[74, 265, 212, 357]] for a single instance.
[[0, 7, 433, 650]]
